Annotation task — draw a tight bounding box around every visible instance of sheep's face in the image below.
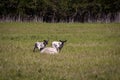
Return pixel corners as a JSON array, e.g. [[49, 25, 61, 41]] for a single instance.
[[59, 40, 67, 51], [43, 40, 49, 46]]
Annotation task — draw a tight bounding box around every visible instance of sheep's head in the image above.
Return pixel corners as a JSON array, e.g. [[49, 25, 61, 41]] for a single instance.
[[43, 40, 49, 46], [58, 40, 67, 51]]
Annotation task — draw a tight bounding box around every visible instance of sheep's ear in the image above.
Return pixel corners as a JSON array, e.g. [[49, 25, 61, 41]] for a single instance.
[[59, 40, 67, 42], [64, 40, 67, 42], [59, 40, 62, 42], [43, 40, 46, 42]]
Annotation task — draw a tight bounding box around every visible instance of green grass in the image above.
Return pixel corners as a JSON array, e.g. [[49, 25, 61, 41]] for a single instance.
[[0, 22, 120, 80]]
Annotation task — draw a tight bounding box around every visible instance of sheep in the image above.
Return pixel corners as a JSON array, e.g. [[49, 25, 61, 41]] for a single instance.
[[52, 40, 67, 52], [33, 40, 48, 52], [40, 40, 67, 54], [40, 47, 58, 54]]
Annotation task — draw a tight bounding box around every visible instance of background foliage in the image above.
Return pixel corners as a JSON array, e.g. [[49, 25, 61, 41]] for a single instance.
[[0, 0, 120, 22]]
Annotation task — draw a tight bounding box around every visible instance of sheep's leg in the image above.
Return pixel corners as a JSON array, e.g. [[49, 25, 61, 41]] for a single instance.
[[33, 43, 38, 52]]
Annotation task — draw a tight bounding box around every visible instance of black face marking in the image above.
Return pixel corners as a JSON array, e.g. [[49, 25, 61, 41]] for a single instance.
[[43, 40, 48, 46], [59, 40, 67, 51]]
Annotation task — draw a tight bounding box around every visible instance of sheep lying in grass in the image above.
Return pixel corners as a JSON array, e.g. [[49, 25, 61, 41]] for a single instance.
[[40, 40, 67, 54], [33, 40, 48, 52]]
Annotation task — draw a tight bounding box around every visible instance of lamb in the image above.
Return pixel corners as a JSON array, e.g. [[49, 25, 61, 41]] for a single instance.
[[33, 40, 48, 52], [52, 40, 67, 52], [40, 40, 67, 54]]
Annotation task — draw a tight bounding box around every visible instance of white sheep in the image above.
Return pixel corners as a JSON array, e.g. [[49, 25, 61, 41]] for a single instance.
[[52, 40, 67, 52], [40, 47, 58, 54], [40, 40, 67, 54], [33, 40, 48, 52]]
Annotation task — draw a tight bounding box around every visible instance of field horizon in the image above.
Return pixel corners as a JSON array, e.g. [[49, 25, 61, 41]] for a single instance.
[[0, 22, 120, 80]]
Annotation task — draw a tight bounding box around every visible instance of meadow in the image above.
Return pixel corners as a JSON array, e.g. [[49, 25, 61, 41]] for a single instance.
[[0, 22, 120, 80]]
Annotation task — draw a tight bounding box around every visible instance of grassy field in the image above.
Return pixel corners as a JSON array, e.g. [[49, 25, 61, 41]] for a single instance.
[[0, 22, 120, 80]]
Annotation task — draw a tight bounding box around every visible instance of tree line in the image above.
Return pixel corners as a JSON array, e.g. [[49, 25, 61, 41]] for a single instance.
[[0, 0, 120, 22]]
